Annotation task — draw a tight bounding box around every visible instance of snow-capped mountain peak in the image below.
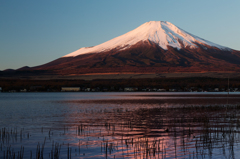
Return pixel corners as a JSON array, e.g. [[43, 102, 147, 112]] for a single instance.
[[63, 21, 230, 57]]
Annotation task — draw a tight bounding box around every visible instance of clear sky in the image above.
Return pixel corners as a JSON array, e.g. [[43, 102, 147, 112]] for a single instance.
[[1, 0, 240, 70]]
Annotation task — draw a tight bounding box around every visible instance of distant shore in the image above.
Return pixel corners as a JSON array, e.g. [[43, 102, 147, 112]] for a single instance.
[[1, 73, 240, 92]]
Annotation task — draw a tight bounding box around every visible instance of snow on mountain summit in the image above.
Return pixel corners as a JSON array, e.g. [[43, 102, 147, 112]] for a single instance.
[[63, 21, 230, 57]]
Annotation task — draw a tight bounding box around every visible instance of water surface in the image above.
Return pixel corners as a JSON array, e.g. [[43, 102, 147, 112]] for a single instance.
[[1, 92, 240, 158]]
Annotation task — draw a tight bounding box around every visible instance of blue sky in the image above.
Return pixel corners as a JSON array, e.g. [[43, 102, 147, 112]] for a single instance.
[[1, 0, 240, 70]]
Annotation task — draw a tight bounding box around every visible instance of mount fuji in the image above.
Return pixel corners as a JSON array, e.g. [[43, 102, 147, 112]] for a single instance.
[[18, 21, 240, 74]]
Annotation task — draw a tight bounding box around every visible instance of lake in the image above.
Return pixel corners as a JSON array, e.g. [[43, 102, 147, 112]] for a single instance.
[[1, 92, 240, 159]]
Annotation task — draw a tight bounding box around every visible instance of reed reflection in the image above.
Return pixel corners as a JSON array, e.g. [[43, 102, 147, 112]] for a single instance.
[[59, 102, 240, 158]]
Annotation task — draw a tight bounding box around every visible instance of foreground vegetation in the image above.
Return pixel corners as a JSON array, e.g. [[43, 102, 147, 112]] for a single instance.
[[1, 103, 240, 158]]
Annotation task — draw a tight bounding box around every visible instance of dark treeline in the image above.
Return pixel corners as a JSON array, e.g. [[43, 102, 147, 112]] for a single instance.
[[1, 77, 240, 92]]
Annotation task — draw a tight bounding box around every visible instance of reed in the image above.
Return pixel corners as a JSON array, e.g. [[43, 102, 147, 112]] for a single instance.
[[1, 104, 240, 158]]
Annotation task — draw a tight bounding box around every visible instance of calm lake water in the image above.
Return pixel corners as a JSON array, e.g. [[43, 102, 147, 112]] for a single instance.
[[1, 92, 240, 159]]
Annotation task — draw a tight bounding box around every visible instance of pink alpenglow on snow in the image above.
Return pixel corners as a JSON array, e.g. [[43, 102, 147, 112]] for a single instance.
[[63, 21, 230, 57]]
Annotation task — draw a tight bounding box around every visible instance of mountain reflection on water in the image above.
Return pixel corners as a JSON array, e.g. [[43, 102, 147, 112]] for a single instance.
[[1, 92, 240, 158]]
